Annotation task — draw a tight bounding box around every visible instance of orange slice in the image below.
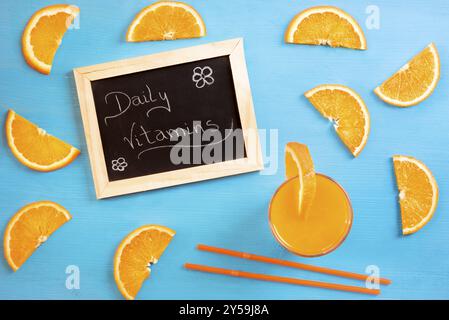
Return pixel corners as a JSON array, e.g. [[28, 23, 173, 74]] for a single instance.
[[285, 142, 316, 217], [22, 4, 79, 74], [126, 1, 206, 42], [3, 201, 71, 271], [305, 85, 370, 157], [285, 6, 367, 50], [393, 156, 438, 235], [114, 225, 175, 300], [5, 110, 80, 172], [375, 43, 440, 107]]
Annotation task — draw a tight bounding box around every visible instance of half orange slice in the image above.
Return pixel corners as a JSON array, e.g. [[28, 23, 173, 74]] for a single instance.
[[5, 110, 80, 172], [22, 4, 79, 74], [126, 1, 206, 42], [285, 142, 316, 217], [114, 225, 175, 300], [305, 85, 370, 157], [285, 6, 366, 50], [393, 156, 438, 235], [375, 43, 440, 107], [4, 201, 72, 271]]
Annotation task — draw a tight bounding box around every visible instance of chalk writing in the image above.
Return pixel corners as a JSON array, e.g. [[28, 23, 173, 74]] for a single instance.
[[137, 120, 234, 160], [102, 82, 236, 161], [104, 84, 171, 125]]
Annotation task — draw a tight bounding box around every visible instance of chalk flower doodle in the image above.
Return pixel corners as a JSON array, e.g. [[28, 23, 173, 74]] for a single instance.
[[192, 66, 214, 88], [111, 157, 128, 172]]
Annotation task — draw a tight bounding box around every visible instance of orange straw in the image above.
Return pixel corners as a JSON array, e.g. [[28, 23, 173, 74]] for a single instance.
[[185, 263, 380, 295], [197, 244, 391, 285]]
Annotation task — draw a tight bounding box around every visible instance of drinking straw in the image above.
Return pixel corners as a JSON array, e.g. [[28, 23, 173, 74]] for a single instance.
[[184, 263, 380, 296], [197, 244, 391, 285]]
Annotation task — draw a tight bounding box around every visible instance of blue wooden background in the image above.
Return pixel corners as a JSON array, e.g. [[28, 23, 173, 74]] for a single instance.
[[1, 0, 448, 299]]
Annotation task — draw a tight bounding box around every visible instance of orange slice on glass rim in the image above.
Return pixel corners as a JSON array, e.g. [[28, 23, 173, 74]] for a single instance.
[[114, 225, 175, 300], [285, 6, 367, 50], [393, 155, 438, 235], [374, 43, 440, 107], [305, 85, 370, 157], [22, 4, 79, 74], [5, 110, 80, 172], [4, 201, 72, 271], [285, 142, 316, 217], [126, 1, 206, 42]]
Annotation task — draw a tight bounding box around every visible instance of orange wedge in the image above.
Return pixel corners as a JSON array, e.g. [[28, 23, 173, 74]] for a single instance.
[[285, 142, 316, 217], [285, 6, 367, 50], [305, 85, 370, 157], [393, 156, 438, 235], [4, 201, 71, 271], [126, 1, 206, 42], [5, 110, 80, 172], [114, 225, 175, 300], [22, 4, 79, 74], [375, 43, 440, 107]]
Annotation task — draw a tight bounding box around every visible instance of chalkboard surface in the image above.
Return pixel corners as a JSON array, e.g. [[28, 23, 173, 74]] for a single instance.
[[90, 56, 245, 181]]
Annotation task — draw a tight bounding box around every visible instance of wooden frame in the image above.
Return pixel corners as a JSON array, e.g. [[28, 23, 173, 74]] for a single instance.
[[73, 38, 263, 199]]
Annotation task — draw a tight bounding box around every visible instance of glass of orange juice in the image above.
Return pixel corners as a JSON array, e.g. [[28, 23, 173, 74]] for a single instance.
[[269, 173, 353, 257]]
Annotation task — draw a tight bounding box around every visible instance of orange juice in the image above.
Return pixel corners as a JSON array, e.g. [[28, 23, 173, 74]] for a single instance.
[[269, 174, 352, 257]]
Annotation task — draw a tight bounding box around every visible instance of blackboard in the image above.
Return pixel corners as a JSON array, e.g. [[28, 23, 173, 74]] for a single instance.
[[91, 56, 245, 181], [74, 38, 263, 198]]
